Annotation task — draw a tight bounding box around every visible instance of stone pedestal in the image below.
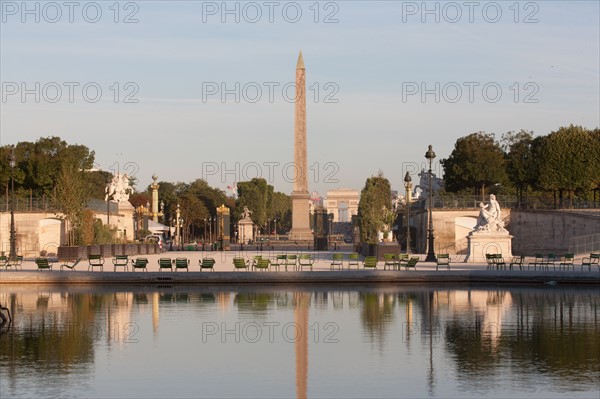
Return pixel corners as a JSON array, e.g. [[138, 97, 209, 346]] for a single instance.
[[290, 192, 312, 240], [466, 233, 513, 262]]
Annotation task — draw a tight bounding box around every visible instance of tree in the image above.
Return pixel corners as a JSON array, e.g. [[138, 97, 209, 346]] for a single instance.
[[536, 125, 599, 207], [441, 132, 508, 197], [237, 178, 271, 231], [502, 130, 536, 207], [57, 163, 88, 245], [357, 172, 392, 244]]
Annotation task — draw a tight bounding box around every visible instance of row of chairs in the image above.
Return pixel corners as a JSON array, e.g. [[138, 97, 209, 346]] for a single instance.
[[0, 255, 23, 270], [485, 253, 599, 271]]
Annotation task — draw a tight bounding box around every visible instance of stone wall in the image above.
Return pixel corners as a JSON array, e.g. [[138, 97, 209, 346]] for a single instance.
[[509, 210, 600, 255], [413, 208, 599, 257]]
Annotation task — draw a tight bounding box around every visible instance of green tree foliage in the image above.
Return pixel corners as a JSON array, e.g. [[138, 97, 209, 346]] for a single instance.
[[237, 178, 271, 229], [441, 132, 508, 197], [235, 178, 291, 233], [57, 163, 88, 245], [358, 172, 392, 244], [536, 125, 600, 206], [502, 130, 536, 206]]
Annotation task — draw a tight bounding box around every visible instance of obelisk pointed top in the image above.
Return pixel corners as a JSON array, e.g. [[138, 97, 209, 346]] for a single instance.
[[296, 51, 305, 69]]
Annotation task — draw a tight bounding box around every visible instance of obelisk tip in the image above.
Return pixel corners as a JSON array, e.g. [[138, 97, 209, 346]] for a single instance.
[[296, 51, 305, 69]]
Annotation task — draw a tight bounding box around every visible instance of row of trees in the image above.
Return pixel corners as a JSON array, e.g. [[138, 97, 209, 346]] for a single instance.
[[131, 177, 292, 242], [441, 125, 600, 207], [1, 137, 293, 245]]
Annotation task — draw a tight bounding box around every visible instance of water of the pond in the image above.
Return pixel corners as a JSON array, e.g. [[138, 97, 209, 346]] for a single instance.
[[1, 285, 598, 398]]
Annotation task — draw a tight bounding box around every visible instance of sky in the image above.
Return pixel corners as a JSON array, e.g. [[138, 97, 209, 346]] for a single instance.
[[1, 0, 599, 198]]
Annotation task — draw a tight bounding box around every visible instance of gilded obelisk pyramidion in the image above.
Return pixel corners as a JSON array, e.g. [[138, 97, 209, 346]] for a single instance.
[[290, 51, 312, 240]]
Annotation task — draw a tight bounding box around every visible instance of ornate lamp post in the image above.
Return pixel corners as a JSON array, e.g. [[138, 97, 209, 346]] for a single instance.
[[8, 150, 17, 261], [274, 219, 277, 240], [175, 204, 181, 249], [169, 216, 174, 251], [425, 145, 437, 262], [404, 171, 412, 253]]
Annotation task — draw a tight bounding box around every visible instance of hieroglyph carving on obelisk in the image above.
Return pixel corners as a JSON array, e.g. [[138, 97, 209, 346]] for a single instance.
[[290, 51, 312, 239]]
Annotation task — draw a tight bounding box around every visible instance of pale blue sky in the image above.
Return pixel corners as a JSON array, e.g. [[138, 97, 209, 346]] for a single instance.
[[1, 1, 599, 197]]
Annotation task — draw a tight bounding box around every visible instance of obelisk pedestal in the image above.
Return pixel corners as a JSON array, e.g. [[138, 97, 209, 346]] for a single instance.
[[289, 51, 312, 240]]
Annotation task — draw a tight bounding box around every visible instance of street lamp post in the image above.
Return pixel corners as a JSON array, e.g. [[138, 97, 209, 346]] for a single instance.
[[169, 216, 174, 251], [425, 145, 437, 262], [8, 150, 17, 261], [175, 204, 181, 250], [274, 219, 277, 240], [404, 171, 412, 253]]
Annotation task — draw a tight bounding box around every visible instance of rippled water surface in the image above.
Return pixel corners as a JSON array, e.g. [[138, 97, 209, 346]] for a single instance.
[[1, 285, 598, 398]]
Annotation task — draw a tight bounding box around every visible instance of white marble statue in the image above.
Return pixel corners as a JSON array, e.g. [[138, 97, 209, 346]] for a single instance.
[[240, 206, 252, 220], [413, 169, 444, 200], [105, 173, 132, 203], [472, 194, 508, 234]]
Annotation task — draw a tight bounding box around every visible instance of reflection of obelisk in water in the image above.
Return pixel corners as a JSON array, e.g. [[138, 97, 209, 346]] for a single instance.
[[290, 51, 312, 240], [295, 292, 309, 399]]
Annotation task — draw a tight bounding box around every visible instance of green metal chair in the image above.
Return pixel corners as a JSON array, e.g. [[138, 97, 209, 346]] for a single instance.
[[61, 257, 82, 271], [347, 253, 360, 269], [131, 257, 149, 272], [298, 254, 314, 271], [285, 254, 298, 271], [363, 256, 377, 269], [7, 255, 23, 270], [255, 258, 270, 271], [528, 254, 544, 270], [383, 254, 400, 270], [509, 255, 525, 271], [330, 253, 343, 271], [233, 257, 249, 271], [559, 253, 574, 271], [199, 257, 216, 271], [112, 255, 129, 272], [270, 255, 287, 271], [545, 254, 557, 271], [158, 258, 173, 271], [175, 257, 189, 271], [581, 253, 599, 271], [436, 254, 450, 271], [0, 255, 8, 269], [404, 256, 419, 270], [35, 258, 53, 271], [88, 254, 105, 271]]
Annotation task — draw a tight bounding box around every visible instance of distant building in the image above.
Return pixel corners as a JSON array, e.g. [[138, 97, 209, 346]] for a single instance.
[[325, 189, 359, 223]]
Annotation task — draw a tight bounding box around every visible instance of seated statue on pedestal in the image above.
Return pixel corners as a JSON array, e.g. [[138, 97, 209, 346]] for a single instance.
[[471, 194, 508, 234]]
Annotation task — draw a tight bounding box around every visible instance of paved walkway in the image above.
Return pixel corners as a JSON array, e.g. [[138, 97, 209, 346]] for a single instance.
[[1, 251, 598, 285]]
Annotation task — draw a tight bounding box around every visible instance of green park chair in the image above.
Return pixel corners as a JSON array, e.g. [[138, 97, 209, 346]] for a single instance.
[[436, 254, 450, 271], [7, 255, 23, 270], [383, 254, 400, 270], [270, 255, 287, 271], [509, 255, 525, 271], [285, 254, 298, 271], [581, 253, 599, 271], [0, 255, 8, 269], [363, 256, 377, 269], [88, 254, 104, 271], [199, 258, 216, 271], [233, 257, 249, 271], [254, 258, 270, 271], [347, 253, 360, 269], [35, 258, 53, 271], [131, 257, 149, 272], [559, 253, 574, 271], [175, 257, 190, 271], [112, 255, 129, 272], [298, 254, 314, 271], [330, 253, 343, 271], [545, 254, 557, 271], [158, 258, 173, 272], [404, 256, 420, 270], [61, 257, 82, 271], [528, 254, 545, 270]]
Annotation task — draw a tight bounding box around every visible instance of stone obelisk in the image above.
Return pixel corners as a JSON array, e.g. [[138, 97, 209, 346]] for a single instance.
[[290, 51, 312, 240]]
